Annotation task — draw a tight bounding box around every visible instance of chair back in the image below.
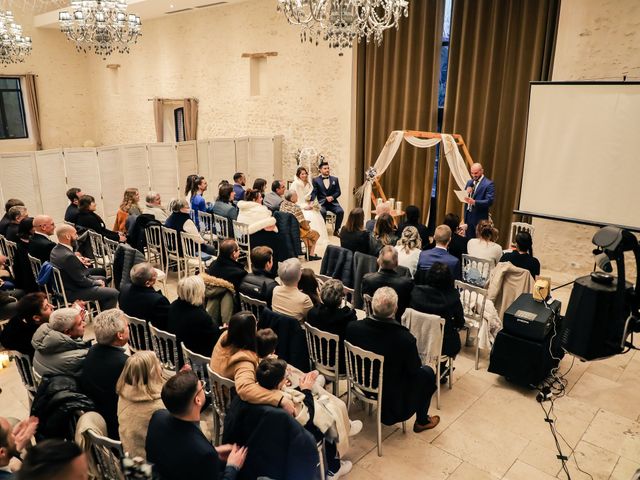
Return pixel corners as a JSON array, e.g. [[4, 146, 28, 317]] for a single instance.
[[126, 315, 150, 351], [508, 222, 535, 248], [103, 238, 119, 264], [304, 323, 340, 382], [84, 429, 125, 480], [213, 214, 230, 239], [51, 265, 69, 308], [231, 221, 251, 269], [88, 230, 108, 268], [198, 211, 216, 242], [12, 351, 37, 397], [148, 323, 178, 373], [363, 293, 373, 317], [461, 254, 494, 287], [180, 232, 204, 274], [144, 225, 163, 268], [401, 308, 445, 367], [181, 343, 212, 396], [344, 341, 384, 406], [161, 226, 180, 259], [207, 365, 235, 445], [3, 238, 16, 265], [28, 255, 45, 295], [239, 293, 267, 323], [454, 280, 488, 330]]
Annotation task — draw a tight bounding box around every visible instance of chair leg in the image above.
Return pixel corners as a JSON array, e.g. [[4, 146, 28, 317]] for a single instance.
[[436, 361, 441, 409], [376, 402, 383, 457], [448, 357, 453, 390], [346, 381, 351, 413], [475, 337, 480, 370], [402, 421, 406, 433]]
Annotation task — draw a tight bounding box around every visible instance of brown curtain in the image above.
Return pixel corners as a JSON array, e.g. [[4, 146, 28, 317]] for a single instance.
[[183, 98, 198, 141], [24, 74, 42, 150], [437, 0, 559, 246], [355, 0, 445, 223], [153, 98, 164, 142]]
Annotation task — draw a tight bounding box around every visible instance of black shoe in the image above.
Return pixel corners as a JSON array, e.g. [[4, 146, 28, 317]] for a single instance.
[[308, 255, 322, 261]]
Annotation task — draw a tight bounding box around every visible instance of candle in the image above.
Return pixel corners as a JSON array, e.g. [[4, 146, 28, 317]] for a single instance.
[[396, 201, 403, 213], [0, 353, 9, 369], [389, 198, 395, 210]]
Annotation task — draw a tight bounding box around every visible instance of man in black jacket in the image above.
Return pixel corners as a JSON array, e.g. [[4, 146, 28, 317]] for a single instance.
[[119, 262, 170, 331], [80, 309, 129, 439], [147, 371, 247, 480], [239, 246, 277, 304], [29, 215, 57, 263], [361, 246, 414, 321], [0, 292, 52, 358], [207, 240, 247, 292], [345, 287, 440, 432], [64, 187, 82, 223], [0, 198, 24, 236], [4, 205, 28, 242]]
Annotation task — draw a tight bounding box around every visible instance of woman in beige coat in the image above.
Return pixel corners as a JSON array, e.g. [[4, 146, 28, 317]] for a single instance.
[[116, 351, 164, 458]]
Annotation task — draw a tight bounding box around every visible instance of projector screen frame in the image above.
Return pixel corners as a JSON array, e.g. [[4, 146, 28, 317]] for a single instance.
[[517, 80, 640, 233]]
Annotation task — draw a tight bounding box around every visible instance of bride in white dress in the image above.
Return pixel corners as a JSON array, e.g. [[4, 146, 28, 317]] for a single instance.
[[291, 166, 329, 249]]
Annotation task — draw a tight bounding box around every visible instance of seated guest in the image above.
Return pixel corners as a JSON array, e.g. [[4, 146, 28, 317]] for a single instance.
[[362, 246, 414, 321], [4, 205, 28, 242], [369, 213, 398, 256], [206, 239, 248, 292], [232, 172, 246, 202], [168, 276, 220, 359], [81, 309, 129, 439], [119, 262, 170, 331], [417, 225, 461, 280], [186, 176, 211, 229], [50, 224, 119, 310], [339, 208, 370, 255], [75, 195, 125, 243], [239, 246, 277, 304], [499, 231, 540, 278], [0, 292, 53, 358], [345, 287, 440, 432], [467, 220, 502, 265], [0, 198, 24, 235], [0, 416, 38, 479], [279, 190, 321, 260], [29, 215, 56, 263], [365, 201, 391, 232], [165, 199, 217, 256], [298, 268, 321, 306], [31, 306, 89, 377], [13, 218, 38, 293], [263, 180, 285, 211], [307, 279, 357, 374], [237, 189, 278, 238], [17, 438, 88, 480], [116, 351, 164, 460], [397, 205, 430, 250], [210, 312, 294, 414], [64, 187, 82, 223], [212, 183, 239, 236], [410, 262, 465, 366], [394, 226, 422, 277], [271, 258, 313, 322], [443, 212, 469, 261], [142, 191, 169, 223], [146, 370, 247, 480], [113, 188, 142, 233], [252, 178, 267, 196]]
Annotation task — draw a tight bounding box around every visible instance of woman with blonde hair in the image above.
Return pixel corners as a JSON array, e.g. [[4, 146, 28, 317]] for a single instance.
[[116, 351, 164, 458], [114, 187, 142, 233], [467, 219, 502, 265], [394, 226, 422, 277]]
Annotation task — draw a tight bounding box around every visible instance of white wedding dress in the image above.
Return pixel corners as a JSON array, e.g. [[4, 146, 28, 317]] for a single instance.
[[291, 177, 329, 251]]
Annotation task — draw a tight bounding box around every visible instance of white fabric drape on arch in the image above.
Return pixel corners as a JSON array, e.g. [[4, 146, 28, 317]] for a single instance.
[[358, 131, 471, 221]]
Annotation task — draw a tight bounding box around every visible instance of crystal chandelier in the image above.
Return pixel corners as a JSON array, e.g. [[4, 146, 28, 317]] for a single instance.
[[277, 0, 409, 50], [59, 0, 142, 58], [0, 10, 32, 66]]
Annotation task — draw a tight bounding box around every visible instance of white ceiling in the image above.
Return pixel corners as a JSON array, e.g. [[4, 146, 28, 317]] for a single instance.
[[34, 0, 246, 28]]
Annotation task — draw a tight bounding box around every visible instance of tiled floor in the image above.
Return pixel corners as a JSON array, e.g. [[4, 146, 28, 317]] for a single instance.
[[1, 240, 639, 479]]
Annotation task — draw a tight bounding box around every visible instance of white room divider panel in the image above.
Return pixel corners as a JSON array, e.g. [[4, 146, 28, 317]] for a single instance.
[[148, 144, 180, 206], [248, 136, 283, 183], [210, 138, 237, 199], [196, 140, 210, 180], [63, 148, 105, 219], [0, 152, 43, 219], [120, 144, 151, 198], [34, 149, 68, 224], [235, 137, 250, 184], [177, 141, 198, 191], [97, 146, 125, 226]]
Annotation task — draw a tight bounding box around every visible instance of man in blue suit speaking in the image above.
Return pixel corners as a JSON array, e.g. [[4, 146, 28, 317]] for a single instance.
[[463, 163, 495, 239], [312, 161, 344, 233]]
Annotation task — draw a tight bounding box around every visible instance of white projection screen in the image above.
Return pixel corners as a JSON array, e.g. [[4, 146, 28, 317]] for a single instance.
[[519, 82, 640, 230]]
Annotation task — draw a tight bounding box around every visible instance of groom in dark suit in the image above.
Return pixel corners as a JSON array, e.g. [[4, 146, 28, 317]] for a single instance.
[[312, 161, 344, 232], [463, 163, 495, 239]]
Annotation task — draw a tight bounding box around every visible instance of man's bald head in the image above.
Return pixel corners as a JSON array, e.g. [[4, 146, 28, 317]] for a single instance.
[[33, 215, 55, 236], [55, 224, 76, 245], [470, 163, 484, 181]]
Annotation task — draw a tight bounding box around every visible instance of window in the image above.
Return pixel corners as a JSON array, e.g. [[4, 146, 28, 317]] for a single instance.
[[174, 107, 186, 142], [0, 77, 28, 140]]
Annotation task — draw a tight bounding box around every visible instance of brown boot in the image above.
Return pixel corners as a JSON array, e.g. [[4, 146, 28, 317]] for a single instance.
[[413, 415, 441, 433]]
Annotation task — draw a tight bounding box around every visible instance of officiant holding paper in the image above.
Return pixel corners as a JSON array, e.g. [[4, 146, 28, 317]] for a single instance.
[[462, 163, 495, 239]]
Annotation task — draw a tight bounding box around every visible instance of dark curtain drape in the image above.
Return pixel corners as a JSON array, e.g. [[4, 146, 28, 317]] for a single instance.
[[437, 0, 560, 246], [355, 0, 445, 223]]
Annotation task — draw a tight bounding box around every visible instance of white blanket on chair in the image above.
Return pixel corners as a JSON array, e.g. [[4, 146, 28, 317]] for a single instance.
[[401, 308, 443, 367]]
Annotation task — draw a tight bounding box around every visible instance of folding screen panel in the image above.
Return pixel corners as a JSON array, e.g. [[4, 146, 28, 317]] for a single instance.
[[121, 144, 151, 198], [0, 152, 43, 218], [210, 138, 237, 197], [196, 140, 210, 180], [177, 141, 199, 201], [148, 143, 180, 205], [35, 149, 68, 224], [248, 136, 283, 183], [235, 137, 249, 184], [63, 148, 105, 219], [97, 146, 126, 226]]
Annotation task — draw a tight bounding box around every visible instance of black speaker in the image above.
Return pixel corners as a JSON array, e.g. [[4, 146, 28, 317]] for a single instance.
[[562, 275, 630, 361]]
